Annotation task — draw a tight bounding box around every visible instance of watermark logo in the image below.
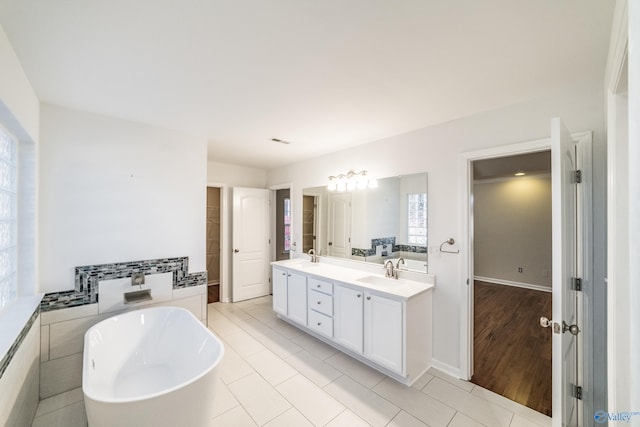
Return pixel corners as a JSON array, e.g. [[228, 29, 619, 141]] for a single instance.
[[595, 410, 640, 424]]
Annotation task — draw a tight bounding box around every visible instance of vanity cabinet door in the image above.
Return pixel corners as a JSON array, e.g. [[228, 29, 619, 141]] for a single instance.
[[287, 272, 308, 325], [334, 285, 364, 354], [272, 267, 288, 316], [364, 292, 403, 374]]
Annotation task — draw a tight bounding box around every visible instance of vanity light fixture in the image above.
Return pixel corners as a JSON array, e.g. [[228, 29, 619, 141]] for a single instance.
[[327, 170, 377, 192], [514, 172, 526, 176]]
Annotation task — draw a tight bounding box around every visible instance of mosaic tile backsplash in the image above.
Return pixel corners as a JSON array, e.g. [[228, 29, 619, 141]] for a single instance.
[[41, 257, 207, 312], [351, 237, 427, 257]]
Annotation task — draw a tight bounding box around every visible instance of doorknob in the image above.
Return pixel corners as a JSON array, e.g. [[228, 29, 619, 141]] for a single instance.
[[562, 321, 580, 336], [234, 249, 239, 253]]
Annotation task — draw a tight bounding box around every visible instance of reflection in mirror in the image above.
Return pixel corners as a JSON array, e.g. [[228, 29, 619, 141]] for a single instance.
[[303, 173, 428, 272]]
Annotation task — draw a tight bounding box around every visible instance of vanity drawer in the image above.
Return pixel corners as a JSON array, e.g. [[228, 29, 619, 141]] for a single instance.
[[308, 290, 333, 317], [309, 277, 333, 295], [308, 310, 333, 339]]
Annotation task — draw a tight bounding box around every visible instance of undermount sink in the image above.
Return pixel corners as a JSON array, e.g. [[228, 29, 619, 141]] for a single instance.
[[356, 275, 413, 287]]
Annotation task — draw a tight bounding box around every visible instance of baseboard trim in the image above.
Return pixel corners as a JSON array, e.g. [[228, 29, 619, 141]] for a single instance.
[[474, 276, 552, 293], [430, 359, 462, 380]]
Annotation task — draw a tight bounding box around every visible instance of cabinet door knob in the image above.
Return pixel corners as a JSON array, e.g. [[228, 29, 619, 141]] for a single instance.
[[317, 322, 321, 326], [317, 301, 321, 305], [287, 274, 291, 277], [366, 296, 371, 300], [357, 294, 361, 298], [282, 272, 286, 276], [317, 284, 321, 288]]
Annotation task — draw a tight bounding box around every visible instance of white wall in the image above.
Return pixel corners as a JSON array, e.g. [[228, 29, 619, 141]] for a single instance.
[[267, 82, 607, 373], [474, 176, 552, 289], [39, 104, 208, 293]]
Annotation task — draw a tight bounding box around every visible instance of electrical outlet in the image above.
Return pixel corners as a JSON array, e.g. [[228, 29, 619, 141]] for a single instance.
[[518, 267, 523, 273]]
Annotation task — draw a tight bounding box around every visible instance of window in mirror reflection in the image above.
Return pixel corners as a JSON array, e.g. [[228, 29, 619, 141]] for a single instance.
[[284, 198, 291, 252], [407, 193, 427, 245]]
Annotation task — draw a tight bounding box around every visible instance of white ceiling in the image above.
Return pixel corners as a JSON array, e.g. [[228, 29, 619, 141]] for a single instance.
[[0, 0, 614, 169]]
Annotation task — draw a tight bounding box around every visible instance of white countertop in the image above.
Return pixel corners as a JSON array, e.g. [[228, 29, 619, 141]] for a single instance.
[[272, 258, 434, 299]]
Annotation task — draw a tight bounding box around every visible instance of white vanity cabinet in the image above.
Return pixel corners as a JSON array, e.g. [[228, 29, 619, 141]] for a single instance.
[[272, 266, 307, 325], [271, 261, 433, 386], [307, 277, 333, 338], [334, 285, 364, 353], [334, 285, 403, 373], [363, 292, 403, 373]]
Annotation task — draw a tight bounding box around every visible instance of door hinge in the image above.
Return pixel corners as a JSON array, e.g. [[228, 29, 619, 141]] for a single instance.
[[574, 169, 582, 183], [573, 384, 583, 400], [572, 277, 582, 291]]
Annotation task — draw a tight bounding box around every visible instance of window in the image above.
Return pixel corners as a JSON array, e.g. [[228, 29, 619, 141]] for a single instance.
[[283, 197, 291, 252], [0, 126, 17, 310], [407, 193, 427, 245]]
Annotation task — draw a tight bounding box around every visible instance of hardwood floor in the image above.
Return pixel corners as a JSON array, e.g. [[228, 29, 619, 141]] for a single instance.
[[471, 280, 553, 416]]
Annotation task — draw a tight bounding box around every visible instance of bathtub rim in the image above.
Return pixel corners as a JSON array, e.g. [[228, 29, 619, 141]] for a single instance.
[[82, 306, 224, 404]]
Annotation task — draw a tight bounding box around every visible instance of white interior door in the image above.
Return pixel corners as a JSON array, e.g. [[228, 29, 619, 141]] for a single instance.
[[328, 193, 351, 257], [232, 187, 270, 302], [551, 118, 581, 427]]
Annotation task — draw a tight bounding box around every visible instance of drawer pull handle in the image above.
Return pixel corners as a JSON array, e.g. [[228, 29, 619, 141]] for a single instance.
[[317, 301, 321, 305], [317, 284, 321, 288], [317, 322, 321, 326]]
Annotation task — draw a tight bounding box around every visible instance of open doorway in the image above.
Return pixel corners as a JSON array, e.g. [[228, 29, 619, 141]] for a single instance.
[[275, 188, 291, 261], [470, 150, 553, 416], [206, 186, 221, 303]]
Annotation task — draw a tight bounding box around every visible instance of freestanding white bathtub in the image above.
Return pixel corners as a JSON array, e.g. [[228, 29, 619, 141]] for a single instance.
[[82, 307, 224, 427]]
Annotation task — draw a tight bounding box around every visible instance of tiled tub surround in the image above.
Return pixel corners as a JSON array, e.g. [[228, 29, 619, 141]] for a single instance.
[[0, 301, 41, 426], [38, 257, 208, 399], [41, 257, 207, 311]]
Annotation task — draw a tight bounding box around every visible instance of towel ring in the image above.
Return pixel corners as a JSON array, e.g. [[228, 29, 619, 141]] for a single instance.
[[439, 238, 459, 254]]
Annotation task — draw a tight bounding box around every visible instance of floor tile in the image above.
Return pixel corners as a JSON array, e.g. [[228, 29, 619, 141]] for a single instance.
[[471, 386, 551, 426], [285, 350, 343, 388], [422, 377, 513, 427], [427, 367, 475, 392], [325, 409, 371, 427], [291, 333, 338, 360], [276, 374, 345, 426], [254, 331, 304, 359], [218, 344, 255, 384], [245, 349, 298, 386], [410, 371, 434, 391], [268, 319, 305, 339], [387, 410, 429, 427], [34, 387, 84, 417], [448, 412, 486, 427], [237, 317, 276, 338], [32, 401, 87, 427], [228, 373, 291, 425], [324, 375, 400, 427], [263, 407, 313, 427], [510, 414, 546, 427], [223, 330, 267, 358], [325, 352, 386, 389], [372, 377, 456, 427], [209, 379, 240, 418], [210, 404, 257, 426]]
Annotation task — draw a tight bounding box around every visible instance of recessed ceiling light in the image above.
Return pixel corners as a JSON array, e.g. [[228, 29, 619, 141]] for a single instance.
[[514, 172, 526, 176], [271, 138, 292, 145]]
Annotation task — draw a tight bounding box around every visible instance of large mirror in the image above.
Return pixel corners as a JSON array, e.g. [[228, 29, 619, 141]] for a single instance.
[[302, 173, 428, 272]]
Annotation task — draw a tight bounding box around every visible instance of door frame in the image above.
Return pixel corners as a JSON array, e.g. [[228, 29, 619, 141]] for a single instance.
[[459, 131, 593, 422], [208, 182, 230, 302], [270, 182, 294, 263]]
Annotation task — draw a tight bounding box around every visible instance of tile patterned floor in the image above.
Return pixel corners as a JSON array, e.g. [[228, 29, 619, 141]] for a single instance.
[[32, 296, 552, 426]]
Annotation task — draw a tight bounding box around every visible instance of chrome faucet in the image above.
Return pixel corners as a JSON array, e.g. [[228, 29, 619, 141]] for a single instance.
[[384, 259, 395, 278], [395, 257, 406, 271], [308, 248, 319, 263]]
